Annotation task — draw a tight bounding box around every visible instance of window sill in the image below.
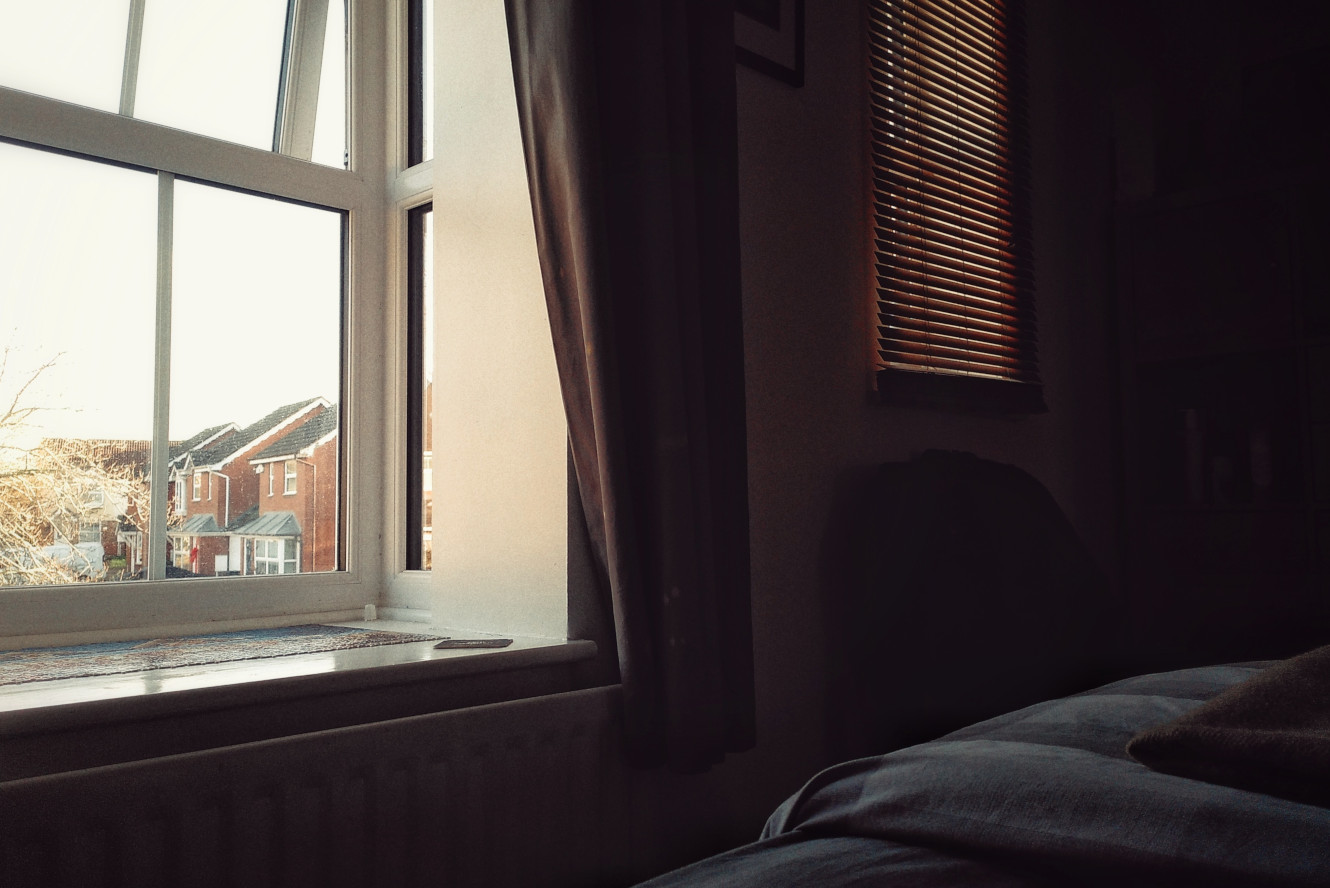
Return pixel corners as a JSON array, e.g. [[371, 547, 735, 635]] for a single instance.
[[0, 622, 600, 781]]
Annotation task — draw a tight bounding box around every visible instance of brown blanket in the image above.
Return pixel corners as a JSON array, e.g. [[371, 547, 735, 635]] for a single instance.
[[1127, 644, 1330, 807]]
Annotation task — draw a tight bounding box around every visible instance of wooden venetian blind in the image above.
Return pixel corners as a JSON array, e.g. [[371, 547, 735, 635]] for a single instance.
[[868, 0, 1041, 411]]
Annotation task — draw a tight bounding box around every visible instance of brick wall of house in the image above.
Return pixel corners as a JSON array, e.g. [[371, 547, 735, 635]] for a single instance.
[[253, 436, 338, 574], [310, 439, 338, 572]]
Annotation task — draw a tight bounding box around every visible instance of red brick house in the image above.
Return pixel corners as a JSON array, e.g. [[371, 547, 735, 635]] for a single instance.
[[242, 405, 339, 575], [170, 398, 333, 577]]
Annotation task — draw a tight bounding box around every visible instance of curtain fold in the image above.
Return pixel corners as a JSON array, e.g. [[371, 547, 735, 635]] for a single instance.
[[505, 0, 755, 771]]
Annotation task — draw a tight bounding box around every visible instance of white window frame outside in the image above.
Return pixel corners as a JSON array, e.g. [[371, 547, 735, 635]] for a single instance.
[[284, 459, 298, 495], [0, 0, 389, 649], [192, 473, 202, 502], [169, 534, 191, 570], [249, 537, 299, 575]]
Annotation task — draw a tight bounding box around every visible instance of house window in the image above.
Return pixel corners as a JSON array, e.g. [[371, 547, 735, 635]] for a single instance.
[[169, 534, 191, 570], [192, 473, 202, 502], [249, 537, 298, 575], [284, 460, 298, 495], [867, 0, 1043, 413]]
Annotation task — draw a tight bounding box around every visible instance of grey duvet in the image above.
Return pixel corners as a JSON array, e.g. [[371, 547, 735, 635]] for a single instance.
[[637, 663, 1330, 887]]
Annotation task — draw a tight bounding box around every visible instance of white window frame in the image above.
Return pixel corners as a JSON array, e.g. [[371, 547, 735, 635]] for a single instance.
[[381, 0, 568, 639], [192, 473, 202, 502], [0, 0, 389, 648], [169, 534, 191, 569], [284, 459, 299, 495]]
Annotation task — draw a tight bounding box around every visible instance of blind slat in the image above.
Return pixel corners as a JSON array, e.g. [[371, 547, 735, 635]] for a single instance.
[[870, 130, 1026, 198], [876, 285, 1039, 329], [873, 233, 1035, 284], [877, 256, 1028, 301], [868, 1, 1025, 68], [868, 39, 1016, 122], [880, 313, 1035, 351]]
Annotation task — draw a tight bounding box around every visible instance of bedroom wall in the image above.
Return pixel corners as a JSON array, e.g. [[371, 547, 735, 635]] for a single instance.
[[611, 0, 1124, 875], [724, 0, 1117, 800]]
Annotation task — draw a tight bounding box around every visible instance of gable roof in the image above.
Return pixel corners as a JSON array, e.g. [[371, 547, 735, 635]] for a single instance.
[[191, 398, 328, 470], [251, 406, 339, 463], [169, 424, 236, 469]]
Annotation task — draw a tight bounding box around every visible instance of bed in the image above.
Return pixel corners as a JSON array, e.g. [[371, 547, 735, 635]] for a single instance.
[[638, 652, 1330, 886], [637, 452, 1330, 886]]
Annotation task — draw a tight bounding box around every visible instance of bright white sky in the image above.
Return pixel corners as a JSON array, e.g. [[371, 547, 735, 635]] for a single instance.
[[0, 1, 345, 451]]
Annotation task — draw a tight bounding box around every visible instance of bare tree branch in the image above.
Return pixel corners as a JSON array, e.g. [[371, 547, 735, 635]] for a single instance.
[[0, 348, 63, 435], [0, 353, 166, 585]]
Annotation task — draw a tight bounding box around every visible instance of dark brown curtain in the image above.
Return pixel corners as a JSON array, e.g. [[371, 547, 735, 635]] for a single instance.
[[505, 0, 755, 771]]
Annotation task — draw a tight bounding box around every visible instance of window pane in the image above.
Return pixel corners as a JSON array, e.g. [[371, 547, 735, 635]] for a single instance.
[[407, 204, 433, 569], [0, 0, 129, 113], [422, 206, 433, 568], [407, 0, 434, 166], [310, 0, 348, 169], [169, 181, 342, 578], [136, 0, 287, 151], [0, 142, 157, 586]]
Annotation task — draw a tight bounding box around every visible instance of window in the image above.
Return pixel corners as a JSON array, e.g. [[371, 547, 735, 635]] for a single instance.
[[868, 0, 1042, 413], [0, 0, 347, 167], [2, 0, 566, 647], [284, 459, 298, 495], [0, 1, 375, 643], [388, 0, 566, 639]]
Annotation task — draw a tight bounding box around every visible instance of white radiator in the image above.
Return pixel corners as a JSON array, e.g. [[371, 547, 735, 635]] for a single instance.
[[0, 687, 631, 888]]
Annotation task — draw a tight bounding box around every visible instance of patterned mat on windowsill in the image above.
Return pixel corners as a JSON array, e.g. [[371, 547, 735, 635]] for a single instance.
[[0, 624, 447, 685]]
